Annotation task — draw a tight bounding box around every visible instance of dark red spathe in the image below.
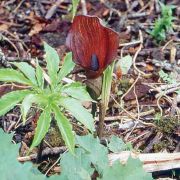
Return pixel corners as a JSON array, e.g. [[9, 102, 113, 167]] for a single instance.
[[66, 15, 119, 78]]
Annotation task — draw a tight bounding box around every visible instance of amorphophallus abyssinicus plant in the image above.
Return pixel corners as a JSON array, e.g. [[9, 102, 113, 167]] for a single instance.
[[66, 15, 120, 138], [66, 15, 119, 79]]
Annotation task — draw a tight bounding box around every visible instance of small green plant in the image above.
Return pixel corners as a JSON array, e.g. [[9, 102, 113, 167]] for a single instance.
[[0, 42, 95, 153], [59, 134, 153, 180], [159, 70, 180, 94], [150, 2, 175, 42], [159, 69, 176, 84]]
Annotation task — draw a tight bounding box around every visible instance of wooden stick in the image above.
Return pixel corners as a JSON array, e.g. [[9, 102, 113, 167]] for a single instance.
[[109, 151, 180, 172], [18, 146, 66, 162]]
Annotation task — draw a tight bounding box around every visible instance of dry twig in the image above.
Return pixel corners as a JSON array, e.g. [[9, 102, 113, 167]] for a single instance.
[[45, 0, 63, 19]]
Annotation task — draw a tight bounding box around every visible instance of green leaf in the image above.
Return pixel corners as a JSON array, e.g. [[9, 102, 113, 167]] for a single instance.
[[58, 52, 75, 82], [77, 168, 92, 180], [108, 135, 127, 153], [52, 104, 75, 153], [102, 62, 115, 111], [21, 94, 39, 124], [62, 82, 93, 102], [102, 157, 153, 180], [60, 148, 93, 180], [116, 55, 132, 75], [0, 90, 31, 116], [72, 0, 80, 20], [12, 62, 37, 86], [58, 97, 95, 132], [159, 70, 175, 84], [30, 106, 51, 150], [76, 134, 108, 175], [0, 69, 31, 85], [0, 129, 45, 180], [36, 60, 44, 89], [44, 42, 60, 88]]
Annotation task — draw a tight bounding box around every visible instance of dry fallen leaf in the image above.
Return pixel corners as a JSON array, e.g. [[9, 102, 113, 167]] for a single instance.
[[146, 64, 154, 72], [29, 22, 46, 36], [0, 24, 9, 31]]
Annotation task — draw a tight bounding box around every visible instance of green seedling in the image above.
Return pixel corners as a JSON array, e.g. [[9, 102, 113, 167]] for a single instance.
[[150, 2, 175, 42], [0, 42, 94, 153]]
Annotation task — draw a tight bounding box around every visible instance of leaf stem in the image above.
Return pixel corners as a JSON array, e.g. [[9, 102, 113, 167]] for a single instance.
[[97, 101, 106, 138]]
